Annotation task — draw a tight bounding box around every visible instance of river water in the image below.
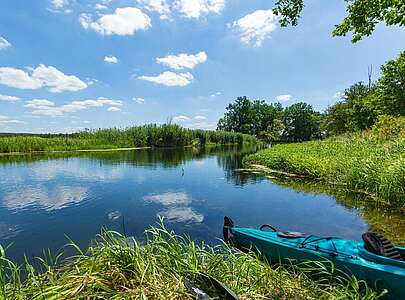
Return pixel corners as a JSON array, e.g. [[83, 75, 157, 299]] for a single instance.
[[0, 146, 403, 262]]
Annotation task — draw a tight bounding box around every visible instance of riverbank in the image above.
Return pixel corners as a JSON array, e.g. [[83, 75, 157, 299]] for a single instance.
[[0, 223, 380, 299], [0, 124, 257, 153], [243, 118, 405, 208]]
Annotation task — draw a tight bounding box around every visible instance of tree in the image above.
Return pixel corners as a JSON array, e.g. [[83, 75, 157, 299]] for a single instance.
[[217, 97, 284, 138], [282, 102, 322, 141], [374, 51, 405, 116], [273, 0, 404, 43]]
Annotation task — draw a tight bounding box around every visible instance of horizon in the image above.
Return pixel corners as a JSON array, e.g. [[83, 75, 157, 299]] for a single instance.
[[1, 0, 404, 134]]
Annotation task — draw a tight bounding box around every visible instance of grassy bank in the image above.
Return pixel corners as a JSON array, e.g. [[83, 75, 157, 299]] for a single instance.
[[0, 223, 381, 299], [0, 124, 257, 153], [243, 117, 405, 207]]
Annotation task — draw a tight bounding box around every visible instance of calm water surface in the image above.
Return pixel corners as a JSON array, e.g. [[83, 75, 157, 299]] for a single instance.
[[0, 146, 403, 262]]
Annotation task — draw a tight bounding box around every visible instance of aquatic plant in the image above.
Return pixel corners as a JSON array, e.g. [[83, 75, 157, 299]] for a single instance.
[[0, 124, 257, 153], [243, 119, 405, 207], [0, 222, 381, 299]]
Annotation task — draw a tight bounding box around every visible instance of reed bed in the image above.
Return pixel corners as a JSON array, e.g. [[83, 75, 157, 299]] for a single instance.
[[0, 124, 257, 153], [0, 222, 381, 299], [243, 119, 405, 207]]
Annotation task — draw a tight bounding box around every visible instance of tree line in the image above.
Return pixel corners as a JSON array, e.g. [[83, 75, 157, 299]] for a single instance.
[[217, 51, 404, 142]]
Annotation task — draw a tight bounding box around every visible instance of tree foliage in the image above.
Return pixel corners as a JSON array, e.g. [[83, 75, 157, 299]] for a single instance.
[[217, 97, 322, 142], [273, 0, 404, 43], [325, 51, 404, 135]]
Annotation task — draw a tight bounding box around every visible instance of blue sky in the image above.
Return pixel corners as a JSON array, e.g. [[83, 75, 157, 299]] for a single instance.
[[0, 0, 404, 133]]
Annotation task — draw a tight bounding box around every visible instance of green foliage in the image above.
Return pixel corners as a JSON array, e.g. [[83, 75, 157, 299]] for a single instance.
[[272, 0, 404, 43], [282, 102, 323, 142], [218, 97, 322, 142], [374, 51, 405, 116], [0, 124, 257, 153], [325, 52, 404, 136], [0, 223, 381, 299], [333, 0, 405, 42], [244, 124, 405, 207]]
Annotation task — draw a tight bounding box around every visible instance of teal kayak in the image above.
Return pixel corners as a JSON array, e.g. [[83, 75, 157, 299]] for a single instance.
[[223, 217, 405, 299]]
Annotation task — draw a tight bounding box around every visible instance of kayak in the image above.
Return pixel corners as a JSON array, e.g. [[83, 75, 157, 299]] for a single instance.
[[223, 217, 405, 299]]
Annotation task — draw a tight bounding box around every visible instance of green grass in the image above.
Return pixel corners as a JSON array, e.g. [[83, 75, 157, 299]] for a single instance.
[[0, 124, 257, 153], [243, 124, 405, 207], [0, 222, 382, 299]]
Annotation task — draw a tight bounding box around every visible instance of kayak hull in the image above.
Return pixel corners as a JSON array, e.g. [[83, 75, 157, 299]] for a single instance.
[[227, 225, 405, 299]]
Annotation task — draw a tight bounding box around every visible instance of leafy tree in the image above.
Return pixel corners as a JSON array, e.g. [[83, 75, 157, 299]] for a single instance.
[[324, 102, 354, 135], [217, 97, 284, 138], [374, 51, 405, 116], [282, 102, 322, 141], [272, 0, 404, 43]]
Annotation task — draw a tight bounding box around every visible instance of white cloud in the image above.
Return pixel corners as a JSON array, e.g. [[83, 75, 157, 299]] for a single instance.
[[0, 37, 11, 50], [137, 0, 171, 19], [95, 3, 108, 10], [173, 0, 225, 19], [104, 55, 119, 64], [79, 7, 151, 36], [138, 71, 193, 87], [0, 94, 20, 102], [51, 0, 68, 9], [173, 115, 190, 122], [185, 121, 215, 129], [194, 115, 206, 120], [275, 94, 292, 102], [0, 65, 87, 92], [133, 97, 145, 104], [107, 106, 121, 112], [0, 115, 25, 125], [230, 10, 279, 47], [32, 65, 88, 92], [0, 67, 42, 89], [156, 51, 207, 70], [210, 91, 221, 97], [25, 97, 122, 117]]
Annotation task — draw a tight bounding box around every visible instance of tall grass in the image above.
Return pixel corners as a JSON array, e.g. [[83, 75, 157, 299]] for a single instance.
[[243, 117, 405, 207], [0, 124, 257, 153], [0, 222, 381, 299]]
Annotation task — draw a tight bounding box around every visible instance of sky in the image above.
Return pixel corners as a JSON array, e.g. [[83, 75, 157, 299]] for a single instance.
[[0, 0, 404, 133]]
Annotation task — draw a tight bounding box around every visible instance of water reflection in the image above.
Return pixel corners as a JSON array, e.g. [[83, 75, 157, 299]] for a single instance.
[[0, 145, 403, 264], [4, 186, 88, 211]]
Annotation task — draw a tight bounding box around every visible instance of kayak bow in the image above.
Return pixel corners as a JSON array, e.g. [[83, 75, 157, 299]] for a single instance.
[[223, 216, 405, 299]]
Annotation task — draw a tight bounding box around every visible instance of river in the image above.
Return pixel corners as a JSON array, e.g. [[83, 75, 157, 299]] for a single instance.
[[0, 146, 403, 262]]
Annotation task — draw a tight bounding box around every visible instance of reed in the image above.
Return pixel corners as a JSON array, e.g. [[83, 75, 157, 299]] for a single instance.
[[0, 124, 257, 153], [0, 222, 381, 299], [243, 117, 405, 207]]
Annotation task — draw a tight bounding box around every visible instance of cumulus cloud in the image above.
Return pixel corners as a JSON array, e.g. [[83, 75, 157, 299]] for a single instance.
[[79, 7, 151, 36], [107, 106, 121, 112], [0, 115, 25, 125], [138, 71, 193, 87], [275, 94, 292, 102], [0, 65, 87, 92], [25, 97, 122, 117], [0, 94, 20, 102], [104, 55, 119, 64], [174, 0, 225, 19], [0, 37, 11, 50], [194, 115, 206, 120], [133, 97, 145, 104], [156, 51, 207, 70], [51, 0, 69, 9], [230, 10, 279, 47], [95, 3, 108, 10], [137, 0, 171, 19], [173, 115, 190, 122]]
